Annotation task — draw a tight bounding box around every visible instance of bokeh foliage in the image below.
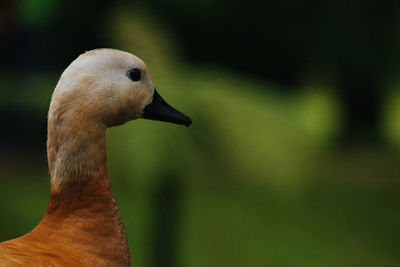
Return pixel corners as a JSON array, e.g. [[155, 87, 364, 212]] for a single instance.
[[1, 2, 400, 267]]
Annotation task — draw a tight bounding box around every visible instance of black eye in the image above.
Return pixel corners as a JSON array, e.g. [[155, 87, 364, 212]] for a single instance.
[[128, 68, 141, 82]]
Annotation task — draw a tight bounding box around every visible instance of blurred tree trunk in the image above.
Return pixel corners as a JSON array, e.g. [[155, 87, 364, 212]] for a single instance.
[[150, 171, 183, 267], [337, 70, 382, 144]]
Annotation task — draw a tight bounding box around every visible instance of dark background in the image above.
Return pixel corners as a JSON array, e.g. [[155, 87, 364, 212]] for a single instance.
[[1, 1, 400, 266]]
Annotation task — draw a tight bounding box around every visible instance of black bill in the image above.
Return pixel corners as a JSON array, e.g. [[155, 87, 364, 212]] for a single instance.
[[143, 89, 192, 127]]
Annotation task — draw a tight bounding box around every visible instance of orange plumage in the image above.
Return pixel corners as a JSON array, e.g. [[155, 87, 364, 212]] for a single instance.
[[0, 175, 130, 266]]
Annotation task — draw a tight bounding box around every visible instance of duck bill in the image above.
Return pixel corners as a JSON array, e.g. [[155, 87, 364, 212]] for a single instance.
[[143, 89, 192, 127]]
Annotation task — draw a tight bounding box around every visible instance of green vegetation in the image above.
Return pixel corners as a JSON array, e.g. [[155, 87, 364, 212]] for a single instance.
[[1, 8, 400, 267]]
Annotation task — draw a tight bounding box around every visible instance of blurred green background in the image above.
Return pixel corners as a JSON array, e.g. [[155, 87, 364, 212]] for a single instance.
[[1, 0, 400, 266]]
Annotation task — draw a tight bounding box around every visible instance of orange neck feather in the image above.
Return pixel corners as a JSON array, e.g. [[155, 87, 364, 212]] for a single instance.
[[24, 172, 131, 265], [26, 113, 132, 265]]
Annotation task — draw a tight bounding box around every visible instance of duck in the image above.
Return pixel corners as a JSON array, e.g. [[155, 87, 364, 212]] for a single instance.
[[0, 48, 191, 266]]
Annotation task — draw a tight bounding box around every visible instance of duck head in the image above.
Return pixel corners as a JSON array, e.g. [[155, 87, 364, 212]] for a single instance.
[[50, 48, 191, 127]]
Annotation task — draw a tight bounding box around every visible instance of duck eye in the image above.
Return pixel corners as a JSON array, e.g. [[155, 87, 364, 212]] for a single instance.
[[128, 68, 141, 82]]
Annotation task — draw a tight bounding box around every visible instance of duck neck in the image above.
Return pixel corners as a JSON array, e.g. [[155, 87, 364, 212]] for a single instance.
[[47, 117, 108, 188], [42, 117, 130, 264]]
